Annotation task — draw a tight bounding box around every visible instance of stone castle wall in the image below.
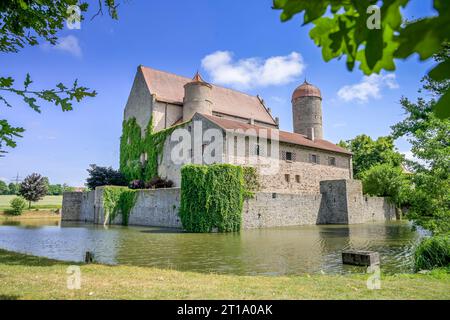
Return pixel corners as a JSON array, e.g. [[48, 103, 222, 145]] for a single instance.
[[243, 193, 323, 228], [63, 187, 181, 228], [62, 180, 396, 230]]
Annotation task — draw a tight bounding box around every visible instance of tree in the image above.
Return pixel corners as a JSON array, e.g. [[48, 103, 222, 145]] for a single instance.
[[361, 163, 410, 208], [8, 182, 19, 195], [0, 0, 120, 155], [19, 173, 48, 208], [48, 184, 63, 195], [0, 180, 8, 194], [338, 134, 404, 178], [273, 0, 450, 118], [391, 45, 449, 234], [86, 164, 127, 190]]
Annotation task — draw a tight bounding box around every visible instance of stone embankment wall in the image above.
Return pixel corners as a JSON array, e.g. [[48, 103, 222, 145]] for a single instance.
[[62, 180, 396, 229], [62, 187, 181, 228]]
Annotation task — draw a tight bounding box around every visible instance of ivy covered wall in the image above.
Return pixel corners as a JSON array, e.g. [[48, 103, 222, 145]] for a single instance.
[[103, 186, 138, 226], [120, 116, 179, 182], [179, 164, 248, 233]]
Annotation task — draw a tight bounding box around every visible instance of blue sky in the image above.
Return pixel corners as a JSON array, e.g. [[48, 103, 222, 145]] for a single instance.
[[0, 0, 436, 186]]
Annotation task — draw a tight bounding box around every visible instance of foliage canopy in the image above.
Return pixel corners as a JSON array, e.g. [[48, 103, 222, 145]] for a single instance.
[[273, 0, 450, 118]]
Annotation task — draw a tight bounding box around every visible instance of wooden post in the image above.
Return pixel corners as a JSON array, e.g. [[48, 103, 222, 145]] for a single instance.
[[85, 251, 94, 264]]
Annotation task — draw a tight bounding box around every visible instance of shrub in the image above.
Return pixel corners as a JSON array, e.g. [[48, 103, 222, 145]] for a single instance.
[[9, 197, 27, 216], [414, 235, 450, 271], [179, 164, 244, 233], [145, 176, 174, 189], [129, 179, 145, 190], [86, 164, 128, 190]]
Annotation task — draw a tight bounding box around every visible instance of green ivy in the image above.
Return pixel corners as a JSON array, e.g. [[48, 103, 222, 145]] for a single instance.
[[120, 118, 143, 181], [179, 164, 245, 233], [102, 186, 138, 226], [242, 166, 260, 199], [120, 117, 180, 182]]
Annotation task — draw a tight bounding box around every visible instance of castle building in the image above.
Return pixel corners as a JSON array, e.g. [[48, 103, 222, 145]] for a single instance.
[[61, 65, 396, 228], [123, 66, 353, 194]]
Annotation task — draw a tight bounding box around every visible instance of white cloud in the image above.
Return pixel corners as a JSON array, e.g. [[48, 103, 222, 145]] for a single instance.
[[337, 73, 398, 103], [43, 35, 82, 57], [201, 51, 305, 89]]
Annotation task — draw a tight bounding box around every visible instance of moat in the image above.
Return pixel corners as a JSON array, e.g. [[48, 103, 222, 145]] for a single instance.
[[0, 220, 424, 275]]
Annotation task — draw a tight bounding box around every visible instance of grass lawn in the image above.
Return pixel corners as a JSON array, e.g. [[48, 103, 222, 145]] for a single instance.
[[0, 195, 62, 212], [0, 210, 60, 221], [0, 249, 448, 300]]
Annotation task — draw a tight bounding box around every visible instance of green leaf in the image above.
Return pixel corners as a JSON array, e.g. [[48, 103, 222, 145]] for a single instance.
[[428, 60, 450, 81], [23, 73, 32, 90], [365, 29, 384, 70], [433, 90, 450, 119]]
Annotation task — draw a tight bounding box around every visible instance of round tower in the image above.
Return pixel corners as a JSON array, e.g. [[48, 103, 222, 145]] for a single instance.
[[292, 80, 323, 139], [183, 72, 213, 121]]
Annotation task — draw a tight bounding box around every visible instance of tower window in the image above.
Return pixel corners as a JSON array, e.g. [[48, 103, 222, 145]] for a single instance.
[[295, 175, 300, 183], [284, 174, 290, 183]]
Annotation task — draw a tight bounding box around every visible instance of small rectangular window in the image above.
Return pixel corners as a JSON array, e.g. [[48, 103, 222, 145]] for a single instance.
[[295, 175, 300, 183], [286, 151, 293, 161], [284, 174, 290, 183], [328, 157, 336, 166], [310, 154, 318, 164]]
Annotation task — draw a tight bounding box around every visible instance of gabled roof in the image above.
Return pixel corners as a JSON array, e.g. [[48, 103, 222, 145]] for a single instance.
[[139, 65, 276, 126], [200, 114, 352, 156]]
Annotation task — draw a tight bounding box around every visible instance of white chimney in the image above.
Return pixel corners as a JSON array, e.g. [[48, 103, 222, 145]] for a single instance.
[[307, 127, 315, 141]]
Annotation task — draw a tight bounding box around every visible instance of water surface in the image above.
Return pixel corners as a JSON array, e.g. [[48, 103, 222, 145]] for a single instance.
[[0, 220, 424, 275]]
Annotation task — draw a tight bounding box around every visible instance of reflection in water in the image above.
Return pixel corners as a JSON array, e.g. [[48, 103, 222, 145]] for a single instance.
[[0, 220, 423, 275]]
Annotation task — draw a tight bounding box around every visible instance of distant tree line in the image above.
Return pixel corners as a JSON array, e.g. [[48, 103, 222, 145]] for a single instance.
[[0, 178, 75, 195]]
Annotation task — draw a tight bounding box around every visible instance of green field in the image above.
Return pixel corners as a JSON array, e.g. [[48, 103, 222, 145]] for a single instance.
[[0, 195, 62, 211], [0, 249, 448, 300]]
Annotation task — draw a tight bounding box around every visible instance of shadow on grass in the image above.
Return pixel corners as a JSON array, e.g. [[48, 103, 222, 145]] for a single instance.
[[0, 249, 77, 267], [0, 294, 21, 300]]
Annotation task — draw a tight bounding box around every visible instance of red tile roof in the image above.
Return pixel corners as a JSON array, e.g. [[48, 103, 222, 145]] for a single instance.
[[139, 66, 276, 125], [292, 80, 322, 100], [201, 114, 352, 155]]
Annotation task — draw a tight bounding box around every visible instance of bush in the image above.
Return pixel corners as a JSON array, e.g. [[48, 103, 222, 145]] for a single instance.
[[9, 197, 27, 216], [179, 164, 244, 233], [86, 164, 128, 190], [145, 176, 174, 189], [129, 179, 145, 189], [414, 235, 450, 271]]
